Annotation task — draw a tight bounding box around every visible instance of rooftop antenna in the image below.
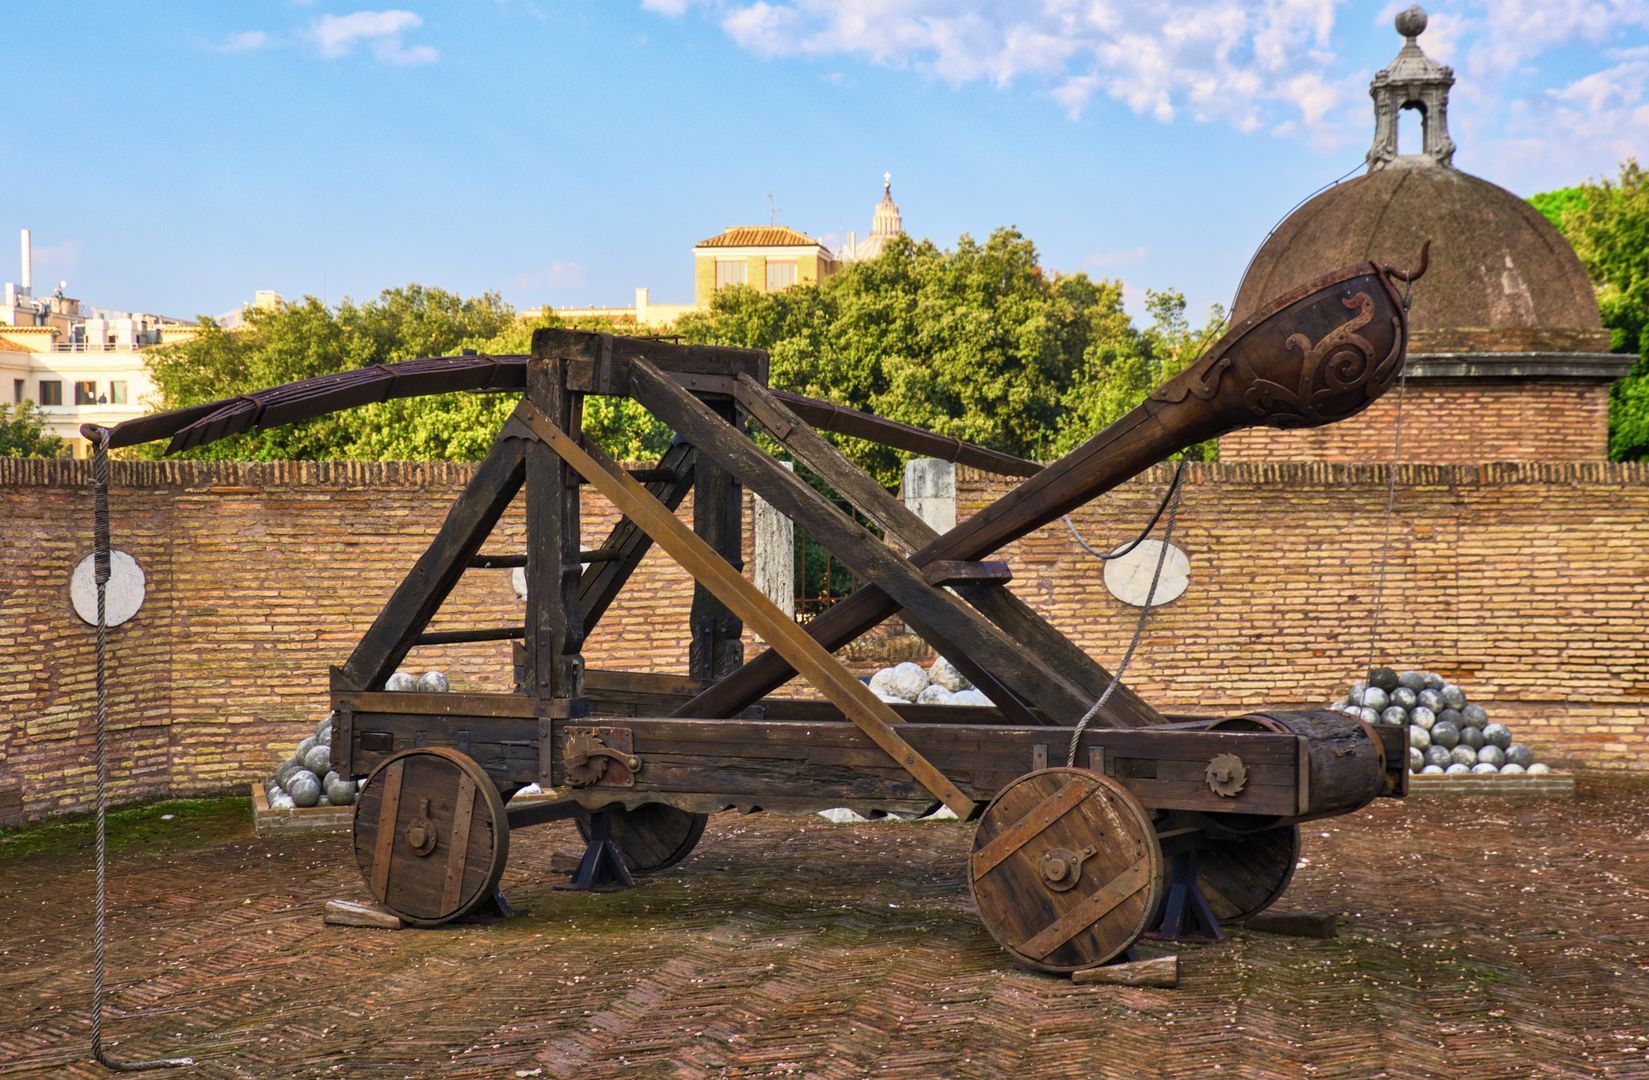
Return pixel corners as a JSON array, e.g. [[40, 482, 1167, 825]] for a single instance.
[[766, 193, 781, 225]]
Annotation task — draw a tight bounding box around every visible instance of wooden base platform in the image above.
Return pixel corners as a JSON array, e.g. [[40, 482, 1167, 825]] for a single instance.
[[251, 782, 573, 837], [1407, 772, 1576, 798]]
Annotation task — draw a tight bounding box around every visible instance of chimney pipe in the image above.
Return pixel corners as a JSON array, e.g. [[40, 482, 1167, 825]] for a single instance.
[[20, 229, 31, 293]]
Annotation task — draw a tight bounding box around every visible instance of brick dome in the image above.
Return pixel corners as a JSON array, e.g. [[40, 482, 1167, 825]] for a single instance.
[[1232, 165, 1607, 353]]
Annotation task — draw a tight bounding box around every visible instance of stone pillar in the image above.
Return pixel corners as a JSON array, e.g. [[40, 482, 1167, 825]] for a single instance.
[[753, 461, 795, 622], [903, 457, 956, 536]]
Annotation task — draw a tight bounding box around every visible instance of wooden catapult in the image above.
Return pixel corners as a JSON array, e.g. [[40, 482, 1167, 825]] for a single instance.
[[92, 256, 1422, 974]]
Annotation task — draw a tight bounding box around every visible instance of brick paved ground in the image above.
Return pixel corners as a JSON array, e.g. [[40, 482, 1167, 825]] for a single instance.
[[3, 785, 1647, 1079]]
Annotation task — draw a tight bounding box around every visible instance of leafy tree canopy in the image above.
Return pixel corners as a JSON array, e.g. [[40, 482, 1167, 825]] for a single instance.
[[0, 399, 65, 458], [1532, 159, 1649, 460]]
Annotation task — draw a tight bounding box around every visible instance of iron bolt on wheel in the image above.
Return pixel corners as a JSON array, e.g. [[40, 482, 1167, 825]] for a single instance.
[[576, 802, 707, 874], [969, 767, 1165, 973], [352, 747, 509, 926]]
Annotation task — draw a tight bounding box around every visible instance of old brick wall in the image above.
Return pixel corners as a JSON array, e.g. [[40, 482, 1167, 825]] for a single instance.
[[3, 457, 1646, 822], [960, 461, 1649, 774], [1220, 380, 1612, 462]]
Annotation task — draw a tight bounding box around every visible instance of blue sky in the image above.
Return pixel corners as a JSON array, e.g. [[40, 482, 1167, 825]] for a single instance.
[[5, 1, 1647, 324]]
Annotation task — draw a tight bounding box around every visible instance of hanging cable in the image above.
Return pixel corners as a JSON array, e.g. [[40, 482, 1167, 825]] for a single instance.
[[1062, 460, 1186, 561], [89, 429, 195, 1073], [1361, 282, 1415, 681]]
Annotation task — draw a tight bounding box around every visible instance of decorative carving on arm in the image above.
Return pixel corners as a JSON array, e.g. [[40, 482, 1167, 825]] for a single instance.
[[1240, 292, 1405, 428]]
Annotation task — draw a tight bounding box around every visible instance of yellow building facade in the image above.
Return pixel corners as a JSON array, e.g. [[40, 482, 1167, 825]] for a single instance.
[[692, 226, 836, 307]]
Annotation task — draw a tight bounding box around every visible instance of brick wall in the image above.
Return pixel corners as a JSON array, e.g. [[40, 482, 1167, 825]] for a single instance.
[[3, 457, 1646, 822], [1220, 380, 1612, 462]]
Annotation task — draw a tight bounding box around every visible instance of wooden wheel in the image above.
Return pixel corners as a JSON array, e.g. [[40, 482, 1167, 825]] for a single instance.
[[352, 747, 509, 927], [1197, 825, 1300, 924], [576, 803, 707, 874], [969, 768, 1165, 973]]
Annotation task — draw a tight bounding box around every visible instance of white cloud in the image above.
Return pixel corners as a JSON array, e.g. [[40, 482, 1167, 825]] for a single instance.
[[310, 10, 438, 65], [516, 261, 587, 294], [1087, 245, 1149, 270], [214, 30, 273, 54]]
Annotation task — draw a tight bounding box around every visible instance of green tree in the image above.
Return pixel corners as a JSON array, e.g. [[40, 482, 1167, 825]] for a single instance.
[[0, 400, 65, 457], [1532, 160, 1649, 461]]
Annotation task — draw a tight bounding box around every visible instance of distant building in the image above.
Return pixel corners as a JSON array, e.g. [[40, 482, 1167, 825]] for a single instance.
[[839, 173, 904, 263], [1, 229, 203, 457], [692, 225, 836, 307]]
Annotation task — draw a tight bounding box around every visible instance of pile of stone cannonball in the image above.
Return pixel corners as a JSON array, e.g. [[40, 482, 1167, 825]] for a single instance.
[[866, 657, 992, 706], [1332, 667, 1550, 777], [265, 669, 450, 809]]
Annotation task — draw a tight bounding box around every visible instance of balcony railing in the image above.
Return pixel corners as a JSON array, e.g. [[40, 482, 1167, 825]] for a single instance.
[[50, 340, 157, 352]]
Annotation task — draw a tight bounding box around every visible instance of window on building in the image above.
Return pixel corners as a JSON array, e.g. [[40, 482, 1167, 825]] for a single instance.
[[75, 380, 98, 405], [109, 381, 128, 405], [766, 260, 798, 291], [12, 378, 22, 404], [38, 380, 62, 406], [714, 259, 748, 290]]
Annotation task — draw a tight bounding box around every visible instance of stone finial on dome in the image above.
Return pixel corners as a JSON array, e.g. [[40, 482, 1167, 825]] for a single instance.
[[1366, 5, 1456, 172]]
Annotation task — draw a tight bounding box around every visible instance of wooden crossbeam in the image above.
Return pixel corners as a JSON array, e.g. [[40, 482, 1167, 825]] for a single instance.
[[575, 440, 696, 635], [512, 399, 977, 820]]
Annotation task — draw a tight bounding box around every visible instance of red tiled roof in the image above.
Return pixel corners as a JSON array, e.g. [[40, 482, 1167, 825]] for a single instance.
[[695, 226, 824, 249]]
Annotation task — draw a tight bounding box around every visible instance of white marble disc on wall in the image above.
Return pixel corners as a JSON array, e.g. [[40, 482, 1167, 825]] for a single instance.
[[1101, 539, 1189, 607], [70, 550, 147, 627], [511, 565, 528, 601]]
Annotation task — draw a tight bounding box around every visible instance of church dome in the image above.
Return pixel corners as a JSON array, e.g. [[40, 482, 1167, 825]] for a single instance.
[[1232, 7, 1606, 354]]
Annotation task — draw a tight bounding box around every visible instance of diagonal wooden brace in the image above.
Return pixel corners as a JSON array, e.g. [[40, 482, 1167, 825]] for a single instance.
[[511, 400, 978, 820]]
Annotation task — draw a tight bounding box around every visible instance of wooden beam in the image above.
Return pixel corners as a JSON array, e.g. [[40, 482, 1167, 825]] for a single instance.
[[524, 358, 586, 708], [340, 436, 527, 690], [513, 399, 977, 819], [689, 396, 745, 683]]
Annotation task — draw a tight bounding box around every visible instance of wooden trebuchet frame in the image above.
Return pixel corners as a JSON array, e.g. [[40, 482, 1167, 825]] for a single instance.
[[89, 255, 1424, 972]]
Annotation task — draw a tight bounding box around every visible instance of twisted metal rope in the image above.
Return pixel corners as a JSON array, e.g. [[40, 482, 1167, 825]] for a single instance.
[[1361, 285, 1415, 683], [1066, 468, 1186, 766], [90, 432, 195, 1072], [1061, 460, 1187, 561]]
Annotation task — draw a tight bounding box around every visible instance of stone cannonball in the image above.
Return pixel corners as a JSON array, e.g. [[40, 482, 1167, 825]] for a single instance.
[[1483, 723, 1512, 750], [1368, 667, 1400, 693], [1528, 763, 1552, 776], [1505, 744, 1534, 768], [1450, 746, 1479, 767], [1348, 681, 1369, 702], [1421, 764, 1445, 774], [316, 712, 336, 740], [1472, 762, 1500, 775], [1499, 762, 1526, 775], [269, 790, 296, 810], [1412, 706, 1437, 730], [1357, 706, 1381, 724], [1409, 725, 1431, 751], [1424, 744, 1452, 768], [1430, 720, 1459, 749], [296, 735, 317, 760], [1462, 703, 1488, 728], [1409, 746, 1424, 772], [287, 770, 322, 808], [324, 773, 357, 806], [302, 743, 334, 775], [418, 670, 450, 694], [1391, 687, 1418, 710], [1360, 687, 1390, 711], [1446, 762, 1471, 775], [1477, 745, 1506, 768], [1437, 707, 1464, 728], [1340, 704, 1363, 718], [275, 758, 303, 788], [316, 794, 331, 806], [1441, 684, 1467, 711], [1382, 705, 1409, 726], [1398, 670, 1427, 692], [1422, 672, 1446, 692], [1459, 725, 1485, 751], [386, 672, 418, 692], [1418, 688, 1445, 712]]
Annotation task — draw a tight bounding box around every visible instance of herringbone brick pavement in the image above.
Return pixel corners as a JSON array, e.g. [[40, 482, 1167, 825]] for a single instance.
[[2, 785, 1646, 1078]]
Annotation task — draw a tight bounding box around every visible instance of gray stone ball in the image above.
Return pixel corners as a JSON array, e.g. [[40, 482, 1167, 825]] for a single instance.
[[1357, 706, 1381, 725], [1477, 744, 1507, 768], [386, 672, 418, 692], [269, 790, 296, 810], [1460, 725, 1486, 751], [1505, 744, 1534, 768], [296, 735, 317, 759], [1445, 762, 1472, 775], [1421, 764, 1445, 774], [1408, 724, 1431, 751], [1471, 762, 1500, 775], [1412, 706, 1437, 730], [1462, 703, 1488, 728], [316, 712, 335, 740], [1418, 688, 1445, 712], [1483, 723, 1512, 750], [1422, 672, 1446, 691], [287, 770, 322, 807], [316, 794, 331, 806], [325, 774, 357, 806], [1440, 684, 1467, 710], [1438, 707, 1464, 728], [1430, 720, 1459, 749], [418, 670, 450, 694], [1360, 686, 1390, 711], [1348, 681, 1369, 702], [1398, 670, 1427, 691], [1424, 744, 1452, 768], [1382, 705, 1409, 726], [1499, 762, 1526, 775], [1396, 6, 1428, 38], [302, 743, 333, 775], [1368, 667, 1400, 692], [1391, 687, 1418, 710], [275, 758, 303, 787], [1528, 763, 1552, 776], [1340, 704, 1363, 718], [1409, 746, 1424, 772], [1450, 746, 1479, 767]]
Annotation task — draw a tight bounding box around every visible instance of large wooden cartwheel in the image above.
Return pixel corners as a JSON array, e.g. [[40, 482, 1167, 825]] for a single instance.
[[353, 747, 509, 926], [1196, 825, 1301, 924], [575, 803, 707, 875], [970, 768, 1165, 973]]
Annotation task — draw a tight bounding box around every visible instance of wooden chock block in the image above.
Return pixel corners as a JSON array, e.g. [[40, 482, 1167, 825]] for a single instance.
[[1071, 954, 1179, 988], [324, 899, 403, 930]]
